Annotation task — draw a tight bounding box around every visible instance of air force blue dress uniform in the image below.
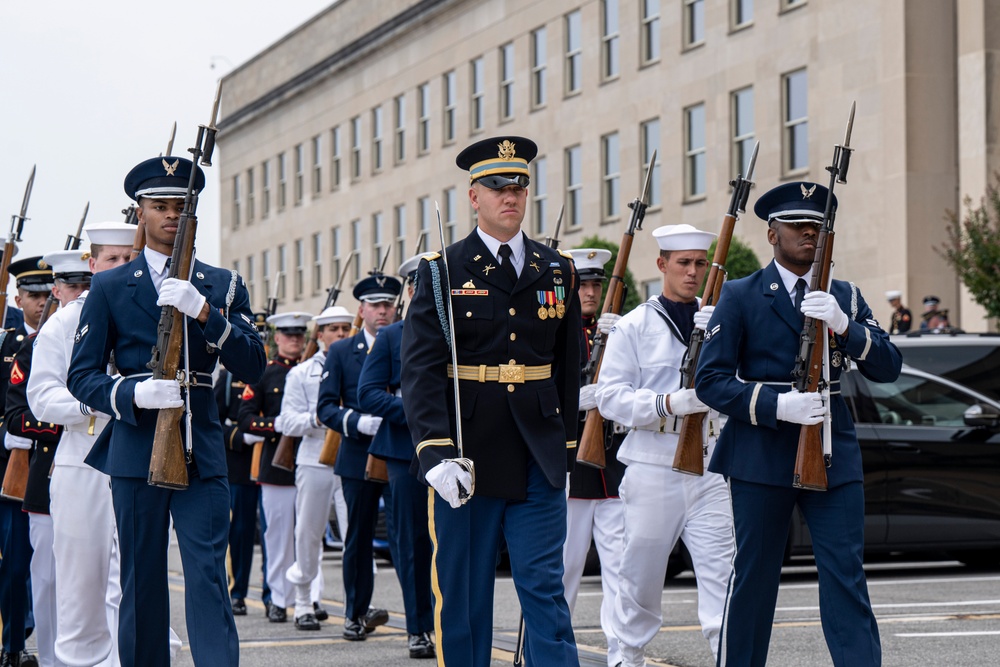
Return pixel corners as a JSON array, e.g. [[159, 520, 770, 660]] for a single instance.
[[67, 157, 266, 667], [695, 182, 902, 667]]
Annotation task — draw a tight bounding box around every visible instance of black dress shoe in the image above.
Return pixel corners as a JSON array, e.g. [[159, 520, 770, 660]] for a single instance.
[[19, 653, 38, 667], [231, 598, 247, 616], [312, 602, 329, 621], [295, 612, 321, 631], [343, 618, 367, 641], [263, 601, 273, 618], [362, 606, 389, 632], [408, 631, 436, 659], [267, 605, 287, 623]]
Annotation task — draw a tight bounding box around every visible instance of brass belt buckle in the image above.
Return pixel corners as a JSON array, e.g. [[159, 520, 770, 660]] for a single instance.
[[498, 363, 525, 384]]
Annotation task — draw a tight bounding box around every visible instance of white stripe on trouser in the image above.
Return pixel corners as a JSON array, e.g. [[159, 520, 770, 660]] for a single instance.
[[261, 484, 298, 608], [287, 465, 336, 619], [29, 513, 64, 667], [612, 461, 734, 657], [563, 497, 625, 667]]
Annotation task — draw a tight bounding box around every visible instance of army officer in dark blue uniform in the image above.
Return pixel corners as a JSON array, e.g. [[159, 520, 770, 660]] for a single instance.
[[67, 156, 266, 667], [401, 136, 581, 667], [695, 182, 902, 667]]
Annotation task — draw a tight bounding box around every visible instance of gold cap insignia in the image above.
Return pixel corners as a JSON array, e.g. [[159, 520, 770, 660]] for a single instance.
[[163, 158, 179, 176], [463, 280, 477, 289], [37, 260, 48, 269], [587, 251, 597, 259], [800, 184, 816, 199], [497, 140, 516, 160], [80, 252, 91, 260]]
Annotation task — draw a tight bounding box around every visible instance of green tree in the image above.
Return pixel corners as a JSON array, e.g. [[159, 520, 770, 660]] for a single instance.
[[577, 235, 642, 314], [938, 175, 1000, 319], [698, 236, 763, 298]]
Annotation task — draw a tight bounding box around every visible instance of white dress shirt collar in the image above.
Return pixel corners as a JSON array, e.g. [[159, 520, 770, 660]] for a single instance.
[[773, 260, 813, 302], [476, 227, 525, 275]]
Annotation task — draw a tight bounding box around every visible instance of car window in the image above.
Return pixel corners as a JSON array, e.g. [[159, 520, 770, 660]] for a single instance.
[[896, 343, 1000, 402], [862, 373, 981, 427]]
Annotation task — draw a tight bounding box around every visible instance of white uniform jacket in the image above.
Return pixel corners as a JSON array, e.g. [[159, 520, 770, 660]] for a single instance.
[[28, 292, 111, 466], [595, 297, 717, 467], [275, 351, 327, 468]]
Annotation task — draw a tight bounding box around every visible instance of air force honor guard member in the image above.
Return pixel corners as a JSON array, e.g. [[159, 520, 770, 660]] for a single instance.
[[29, 223, 135, 667], [696, 182, 902, 667], [401, 136, 581, 667], [67, 157, 267, 667]]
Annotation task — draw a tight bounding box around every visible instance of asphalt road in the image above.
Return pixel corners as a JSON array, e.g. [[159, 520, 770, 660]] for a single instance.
[[37, 540, 1000, 666]]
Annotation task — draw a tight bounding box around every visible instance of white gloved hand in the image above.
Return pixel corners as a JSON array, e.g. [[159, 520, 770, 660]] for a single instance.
[[4, 434, 32, 451], [157, 278, 207, 319], [693, 305, 715, 332], [243, 433, 265, 445], [578, 384, 598, 412], [776, 391, 826, 425], [357, 414, 384, 436], [667, 388, 709, 416], [597, 312, 622, 335], [425, 459, 473, 509], [133, 378, 183, 410], [800, 291, 849, 335]]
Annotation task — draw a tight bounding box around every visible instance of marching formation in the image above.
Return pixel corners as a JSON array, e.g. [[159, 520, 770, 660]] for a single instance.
[[0, 107, 900, 667]]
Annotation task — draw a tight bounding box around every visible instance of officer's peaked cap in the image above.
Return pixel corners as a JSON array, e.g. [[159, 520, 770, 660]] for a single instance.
[[754, 182, 837, 224], [353, 274, 402, 303], [124, 156, 205, 202], [457, 136, 537, 188]]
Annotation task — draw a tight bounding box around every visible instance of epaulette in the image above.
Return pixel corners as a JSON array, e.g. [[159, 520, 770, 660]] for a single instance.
[[558, 249, 573, 260], [421, 252, 441, 261]]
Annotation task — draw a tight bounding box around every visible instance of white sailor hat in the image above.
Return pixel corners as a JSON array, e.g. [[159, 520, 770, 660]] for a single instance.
[[42, 249, 92, 284], [314, 306, 354, 326], [266, 311, 313, 334], [651, 224, 716, 252], [85, 221, 137, 247], [398, 252, 438, 282], [885, 290, 902, 301], [566, 248, 612, 281]]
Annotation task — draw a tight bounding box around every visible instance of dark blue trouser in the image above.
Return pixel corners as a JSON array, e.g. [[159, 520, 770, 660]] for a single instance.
[[229, 481, 259, 600], [386, 458, 434, 635], [256, 489, 271, 606], [0, 499, 32, 652], [340, 476, 384, 620]]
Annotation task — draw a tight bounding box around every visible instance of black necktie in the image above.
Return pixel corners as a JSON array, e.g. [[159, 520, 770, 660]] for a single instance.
[[498, 244, 518, 284], [794, 278, 807, 319]]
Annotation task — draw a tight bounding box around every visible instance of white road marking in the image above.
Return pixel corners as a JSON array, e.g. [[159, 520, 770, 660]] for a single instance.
[[895, 631, 1000, 638]]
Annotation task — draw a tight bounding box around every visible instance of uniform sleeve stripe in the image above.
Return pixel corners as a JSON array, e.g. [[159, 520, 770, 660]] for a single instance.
[[416, 439, 454, 454], [857, 327, 872, 361], [110, 376, 125, 421], [215, 320, 232, 349], [749, 383, 762, 426], [341, 408, 354, 436]]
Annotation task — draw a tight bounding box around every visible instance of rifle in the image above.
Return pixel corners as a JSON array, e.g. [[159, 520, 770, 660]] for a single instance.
[[792, 102, 855, 492], [361, 249, 394, 483], [393, 232, 427, 322], [576, 152, 656, 469], [543, 203, 565, 249], [38, 202, 89, 329], [301, 251, 355, 362], [146, 81, 222, 489], [673, 142, 759, 476], [250, 271, 283, 479], [125, 204, 144, 261]]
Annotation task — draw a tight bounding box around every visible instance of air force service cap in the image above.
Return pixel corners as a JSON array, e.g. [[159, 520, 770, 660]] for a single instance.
[[8, 256, 54, 292], [567, 248, 612, 282], [42, 250, 92, 285], [651, 225, 716, 252], [314, 306, 353, 326], [267, 311, 313, 335], [754, 182, 837, 225], [353, 274, 402, 303], [124, 156, 206, 202], [85, 221, 137, 247], [456, 136, 537, 189]]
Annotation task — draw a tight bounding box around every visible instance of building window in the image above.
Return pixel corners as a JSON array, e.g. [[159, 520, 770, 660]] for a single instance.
[[443, 70, 456, 144], [783, 68, 808, 173], [732, 86, 755, 176], [500, 43, 515, 122], [566, 145, 582, 228], [640, 118, 661, 207], [443, 187, 457, 244], [643, 279, 660, 300], [565, 11, 582, 95], [732, 0, 753, 28], [261, 160, 271, 220], [262, 249, 271, 301], [277, 244, 287, 300], [330, 226, 342, 284], [350, 219, 361, 281], [294, 238, 304, 300], [394, 95, 406, 164], [372, 212, 384, 269], [418, 83, 431, 153], [601, 0, 620, 80], [372, 106, 383, 174], [351, 116, 362, 180], [246, 167, 255, 224], [531, 156, 548, 236], [531, 28, 546, 109], [685, 103, 707, 199], [783, 0, 806, 10], [601, 132, 621, 219], [330, 126, 341, 191], [394, 204, 407, 267], [245, 255, 256, 307], [418, 196, 431, 237], [232, 174, 241, 229], [641, 0, 661, 64], [470, 58, 485, 133], [684, 0, 705, 47], [277, 152, 287, 211], [294, 144, 304, 205], [311, 135, 322, 196], [311, 232, 322, 294]]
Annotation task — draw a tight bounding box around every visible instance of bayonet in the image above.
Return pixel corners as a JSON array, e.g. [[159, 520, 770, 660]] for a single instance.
[[68, 201, 89, 250], [199, 79, 224, 167], [543, 204, 565, 249], [165, 121, 177, 157], [639, 149, 657, 209], [10, 165, 35, 243]]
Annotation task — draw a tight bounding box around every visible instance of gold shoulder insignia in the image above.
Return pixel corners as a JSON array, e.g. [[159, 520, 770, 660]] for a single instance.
[[558, 249, 573, 260], [421, 252, 441, 261]]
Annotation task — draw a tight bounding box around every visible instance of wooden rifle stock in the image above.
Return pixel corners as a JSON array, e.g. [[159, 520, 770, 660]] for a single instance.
[[317, 428, 340, 466], [365, 454, 388, 483], [272, 435, 299, 472], [249, 441, 264, 480], [0, 449, 30, 501]]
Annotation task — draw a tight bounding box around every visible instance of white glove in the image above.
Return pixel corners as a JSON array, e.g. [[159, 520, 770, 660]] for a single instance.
[[133, 378, 183, 410], [800, 291, 849, 335], [578, 384, 598, 412], [425, 460, 473, 509], [4, 434, 32, 451], [776, 391, 826, 425], [157, 278, 207, 319], [597, 312, 621, 335], [243, 433, 265, 445], [693, 305, 715, 332], [357, 414, 383, 436], [667, 388, 709, 416]]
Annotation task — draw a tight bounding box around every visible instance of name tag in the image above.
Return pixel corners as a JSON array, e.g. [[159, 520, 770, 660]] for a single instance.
[[451, 289, 489, 296]]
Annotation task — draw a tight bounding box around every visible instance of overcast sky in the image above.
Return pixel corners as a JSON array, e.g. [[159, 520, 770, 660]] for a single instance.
[[0, 0, 333, 288]]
